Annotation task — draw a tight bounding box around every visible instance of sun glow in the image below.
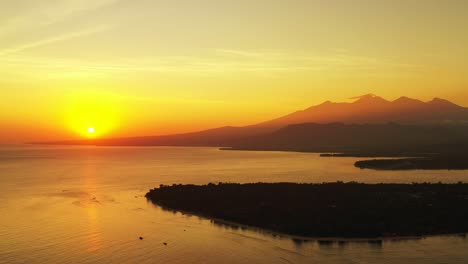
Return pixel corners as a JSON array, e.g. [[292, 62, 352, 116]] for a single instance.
[[64, 94, 120, 139]]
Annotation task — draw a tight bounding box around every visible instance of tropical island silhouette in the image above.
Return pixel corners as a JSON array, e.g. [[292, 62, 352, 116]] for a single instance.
[[146, 182, 468, 238]]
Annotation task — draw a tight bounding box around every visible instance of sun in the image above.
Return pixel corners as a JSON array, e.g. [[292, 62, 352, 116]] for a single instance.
[[65, 94, 120, 138]]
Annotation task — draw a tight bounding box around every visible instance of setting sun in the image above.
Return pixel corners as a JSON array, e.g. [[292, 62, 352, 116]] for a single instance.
[[62, 93, 120, 139]]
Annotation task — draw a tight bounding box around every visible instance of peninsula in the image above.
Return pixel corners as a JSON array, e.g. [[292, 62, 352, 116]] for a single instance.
[[146, 182, 468, 238]]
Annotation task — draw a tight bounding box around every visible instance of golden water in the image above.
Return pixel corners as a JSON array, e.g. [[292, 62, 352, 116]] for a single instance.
[[1, 146, 467, 263]]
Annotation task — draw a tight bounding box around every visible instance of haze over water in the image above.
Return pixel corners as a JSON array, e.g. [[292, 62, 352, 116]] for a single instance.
[[1, 145, 468, 264]]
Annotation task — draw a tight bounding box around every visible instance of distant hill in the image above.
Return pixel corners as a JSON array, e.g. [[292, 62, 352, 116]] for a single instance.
[[229, 122, 468, 156], [255, 94, 468, 128], [38, 126, 273, 147]]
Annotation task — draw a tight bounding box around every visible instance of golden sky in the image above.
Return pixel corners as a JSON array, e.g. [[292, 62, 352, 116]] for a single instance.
[[1, 0, 468, 142]]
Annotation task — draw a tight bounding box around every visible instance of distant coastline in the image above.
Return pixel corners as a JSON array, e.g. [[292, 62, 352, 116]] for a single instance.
[[146, 182, 468, 239], [354, 157, 468, 170]]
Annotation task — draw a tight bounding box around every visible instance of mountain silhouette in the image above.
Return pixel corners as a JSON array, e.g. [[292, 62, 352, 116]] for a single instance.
[[35, 94, 468, 147], [255, 94, 468, 127], [229, 122, 468, 156]]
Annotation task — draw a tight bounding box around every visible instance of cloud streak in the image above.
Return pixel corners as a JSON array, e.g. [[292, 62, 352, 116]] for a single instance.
[[0, 48, 423, 82], [0, 25, 111, 56], [0, 0, 119, 38]]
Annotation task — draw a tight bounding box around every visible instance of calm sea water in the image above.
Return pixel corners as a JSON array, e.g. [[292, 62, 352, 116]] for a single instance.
[[1, 145, 468, 264]]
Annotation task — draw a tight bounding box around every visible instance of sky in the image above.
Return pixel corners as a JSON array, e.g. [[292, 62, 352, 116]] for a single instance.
[[1, 0, 468, 142]]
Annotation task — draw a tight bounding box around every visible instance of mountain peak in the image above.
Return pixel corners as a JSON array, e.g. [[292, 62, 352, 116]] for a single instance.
[[350, 93, 377, 100], [393, 96, 424, 105], [350, 94, 389, 104], [256, 94, 468, 128], [428, 97, 462, 109], [430, 97, 450, 103], [318, 100, 332, 106]]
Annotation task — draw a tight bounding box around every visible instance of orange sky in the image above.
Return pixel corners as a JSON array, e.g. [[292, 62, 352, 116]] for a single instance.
[[1, 1, 468, 143]]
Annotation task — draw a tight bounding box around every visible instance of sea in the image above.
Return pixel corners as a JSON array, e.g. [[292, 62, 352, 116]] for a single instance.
[[1, 145, 467, 263]]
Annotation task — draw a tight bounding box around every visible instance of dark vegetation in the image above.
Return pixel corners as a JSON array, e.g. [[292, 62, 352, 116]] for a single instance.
[[146, 182, 468, 238], [355, 157, 468, 170]]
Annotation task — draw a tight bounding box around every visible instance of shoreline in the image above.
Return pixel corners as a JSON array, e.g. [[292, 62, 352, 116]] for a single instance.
[[156, 203, 467, 243], [355, 157, 468, 171], [146, 182, 468, 239], [221, 148, 468, 171]]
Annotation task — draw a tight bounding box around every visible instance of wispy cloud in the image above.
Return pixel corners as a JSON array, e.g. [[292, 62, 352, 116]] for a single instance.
[[0, 0, 118, 38], [0, 48, 423, 82], [216, 49, 285, 58], [0, 25, 110, 56], [216, 49, 421, 71]]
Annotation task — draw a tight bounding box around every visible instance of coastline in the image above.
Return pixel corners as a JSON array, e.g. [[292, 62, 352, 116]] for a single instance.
[[221, 148, 468, 171], [355, 157, 468, 171], [154, 203, 467, 243], [146, 182, 468, 239]]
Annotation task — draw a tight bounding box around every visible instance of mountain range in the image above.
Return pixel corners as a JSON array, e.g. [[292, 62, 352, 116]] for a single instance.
[[38, 94, 468, 149], [256, 94, 468, 127]]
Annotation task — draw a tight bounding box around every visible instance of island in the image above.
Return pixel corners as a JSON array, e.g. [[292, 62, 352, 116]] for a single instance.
[[354, 156, 468, 170], [146, 182, 468, 239]]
